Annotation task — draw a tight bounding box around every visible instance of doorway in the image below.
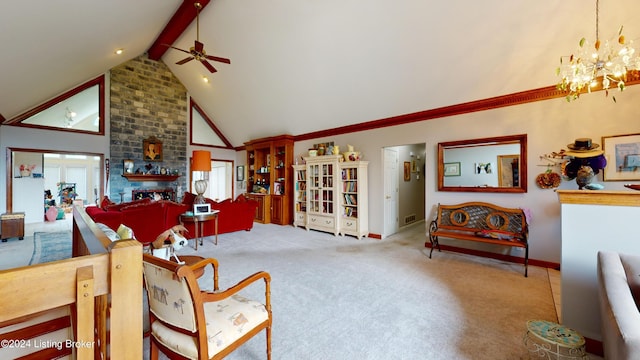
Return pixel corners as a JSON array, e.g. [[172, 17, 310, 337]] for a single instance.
[[383, 143, 426, 238], [7, 148, 103, 223], [191, 160, 233, 202]]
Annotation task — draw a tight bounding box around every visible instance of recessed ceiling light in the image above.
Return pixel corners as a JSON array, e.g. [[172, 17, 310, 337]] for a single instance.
[[115, 49, 124, 55], [202, 76, 209, 83]]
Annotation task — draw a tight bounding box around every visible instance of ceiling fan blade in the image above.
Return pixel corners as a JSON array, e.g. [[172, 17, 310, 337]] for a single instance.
[[205, 55, 231, 64], [169, 46, 191, 54], [194, 40, 204, 53], [201, 60, 218, 73], [176, 57, 195, 65]]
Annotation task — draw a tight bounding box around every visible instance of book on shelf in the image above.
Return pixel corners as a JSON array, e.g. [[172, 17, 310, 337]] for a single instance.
[[343, 207, 358, 217], [342, 181, 357, 192], [341, 168, 358, 180], [343, 194, 357, 205]]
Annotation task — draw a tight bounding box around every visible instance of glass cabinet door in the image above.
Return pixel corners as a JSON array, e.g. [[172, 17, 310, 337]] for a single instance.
[[309, 164, 320, 213]]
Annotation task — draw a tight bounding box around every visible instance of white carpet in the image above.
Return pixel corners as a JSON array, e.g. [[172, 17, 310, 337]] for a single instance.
[[151, 222, 556, 360]]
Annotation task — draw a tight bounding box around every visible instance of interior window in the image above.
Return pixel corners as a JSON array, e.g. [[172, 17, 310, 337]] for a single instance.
[[5, 75, 105, 135], [190, 99, 232, 148]]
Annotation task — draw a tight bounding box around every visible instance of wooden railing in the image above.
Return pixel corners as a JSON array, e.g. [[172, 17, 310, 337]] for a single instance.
[[0, 206, 142, 359]]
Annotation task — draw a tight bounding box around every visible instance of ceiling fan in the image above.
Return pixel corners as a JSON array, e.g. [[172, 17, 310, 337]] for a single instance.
[[167, 2, 230, 73]]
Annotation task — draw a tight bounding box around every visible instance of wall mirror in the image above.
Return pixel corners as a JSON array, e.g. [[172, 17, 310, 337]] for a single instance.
[[437, 134, 527, 193]]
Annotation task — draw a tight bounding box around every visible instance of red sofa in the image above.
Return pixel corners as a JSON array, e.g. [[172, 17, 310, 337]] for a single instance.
[[85, 194, 258, 245], [181, 192, 258, 236], [85, 198, 188, 245]]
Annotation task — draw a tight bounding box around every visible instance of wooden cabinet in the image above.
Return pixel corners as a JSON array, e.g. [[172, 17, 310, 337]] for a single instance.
[[339, 161, 369, 238], [270, 195, 285, 224], [245, 135, 294, 225], [1, 212, 25, 241], [246, 193, 269, 223], [296, 156, 368, 237]]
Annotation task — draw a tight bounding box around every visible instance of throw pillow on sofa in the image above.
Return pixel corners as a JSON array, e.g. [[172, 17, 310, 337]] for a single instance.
[[99, 196, 115, 209], [117, 224, 135, 240], [96, 223, 120, 241], [182, 192, 196, 206]]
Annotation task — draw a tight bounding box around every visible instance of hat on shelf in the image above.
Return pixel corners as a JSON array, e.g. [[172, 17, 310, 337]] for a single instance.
[[565, 138, 604, 158]]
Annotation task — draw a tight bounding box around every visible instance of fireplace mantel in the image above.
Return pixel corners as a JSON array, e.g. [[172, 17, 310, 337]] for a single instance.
[[122, 174, 180, 182]]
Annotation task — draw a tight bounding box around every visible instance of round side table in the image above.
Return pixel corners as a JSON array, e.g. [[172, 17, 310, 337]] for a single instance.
[[179, 211, 219, 250]]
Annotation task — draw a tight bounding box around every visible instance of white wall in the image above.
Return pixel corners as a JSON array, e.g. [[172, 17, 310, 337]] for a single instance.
[[560, 198, 640, 341], [294, 86, 640, 264]]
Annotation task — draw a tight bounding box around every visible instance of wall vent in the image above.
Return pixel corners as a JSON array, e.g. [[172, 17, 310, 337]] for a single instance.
[[404, 214, 416, 224]]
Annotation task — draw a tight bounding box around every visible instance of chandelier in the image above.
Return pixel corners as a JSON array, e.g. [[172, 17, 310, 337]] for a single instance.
[[64, 107, 76, 128], [556, 0, 640, 101]]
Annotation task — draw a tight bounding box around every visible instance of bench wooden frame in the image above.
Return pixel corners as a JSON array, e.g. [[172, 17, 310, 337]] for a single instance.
[[427, 201, 529, 277]]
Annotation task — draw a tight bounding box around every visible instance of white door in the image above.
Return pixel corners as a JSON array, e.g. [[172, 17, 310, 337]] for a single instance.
[[383, 148, 399, 238]]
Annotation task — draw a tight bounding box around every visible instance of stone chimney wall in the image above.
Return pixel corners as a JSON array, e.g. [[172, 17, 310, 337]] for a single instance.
[[109, 55, 188, 202]]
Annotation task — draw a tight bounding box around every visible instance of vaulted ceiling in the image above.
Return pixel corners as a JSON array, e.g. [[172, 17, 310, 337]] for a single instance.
[[2, 0, 639, 146]]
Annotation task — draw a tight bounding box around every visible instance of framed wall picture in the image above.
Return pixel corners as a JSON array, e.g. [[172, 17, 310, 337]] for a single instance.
[[236, 165, 245, 181], [602, 133, 640, 181], [444, 162, 461, 177], [123, 159, 134, 174], [403, 161, 411, 181], [193, 203, 211, 215], [143, 136, 163, 161]]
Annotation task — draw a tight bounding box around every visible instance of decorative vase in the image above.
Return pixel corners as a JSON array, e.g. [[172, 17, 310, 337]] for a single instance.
[[332, 145, 340, 155], [576, 165, 595, 190], [343, 151, 360, 161]]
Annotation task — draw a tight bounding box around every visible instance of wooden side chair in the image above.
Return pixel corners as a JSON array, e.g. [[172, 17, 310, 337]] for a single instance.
[[142, 254, 272, 359]]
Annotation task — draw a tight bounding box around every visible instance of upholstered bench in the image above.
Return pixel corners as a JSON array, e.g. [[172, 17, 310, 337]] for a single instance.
[[523, 320, 588, 359]]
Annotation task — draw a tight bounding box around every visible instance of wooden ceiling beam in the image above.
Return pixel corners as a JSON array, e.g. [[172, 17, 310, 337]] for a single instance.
[[147, 0, 210, 61]]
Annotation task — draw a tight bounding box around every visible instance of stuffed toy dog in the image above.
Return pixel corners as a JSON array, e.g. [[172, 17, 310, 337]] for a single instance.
[[151, 225, 189, 263]]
